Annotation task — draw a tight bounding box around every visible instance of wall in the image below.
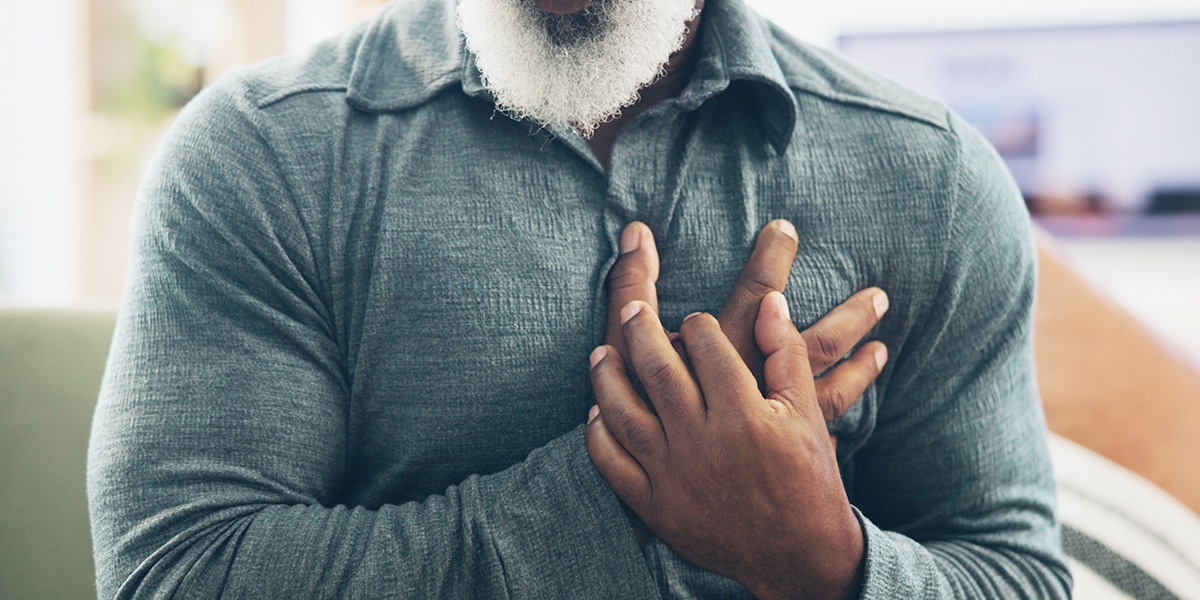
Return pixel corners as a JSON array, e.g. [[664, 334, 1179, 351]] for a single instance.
[[0, 1, 86, 302], [746, 0, 1200, 48]]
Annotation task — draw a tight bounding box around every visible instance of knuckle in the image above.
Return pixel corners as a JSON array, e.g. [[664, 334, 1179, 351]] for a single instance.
[[718, 294, 755, 324], [688, 331, 728, 360], [619, 418, 658, 459], [820, 386, 849, 420], [640, 358, 678, 392], [607, 266, 652, 292], [736, 268, 779, 299], [806, 325, 845, 368], [818, 382, 853, 421]]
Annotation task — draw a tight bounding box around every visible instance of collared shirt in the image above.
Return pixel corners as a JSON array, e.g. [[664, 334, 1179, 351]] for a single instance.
[[89, 0, 1071, 597]]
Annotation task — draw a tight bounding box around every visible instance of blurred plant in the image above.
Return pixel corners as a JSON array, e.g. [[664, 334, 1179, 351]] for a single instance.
[[92, 0, 232, 120], [92, 31, 198, 121], [135, 0, 233, 67], [89, 0, 233, 185]]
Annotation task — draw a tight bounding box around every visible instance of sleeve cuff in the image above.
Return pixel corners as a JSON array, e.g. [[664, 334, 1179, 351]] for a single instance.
[[851, 506, 944, 599]]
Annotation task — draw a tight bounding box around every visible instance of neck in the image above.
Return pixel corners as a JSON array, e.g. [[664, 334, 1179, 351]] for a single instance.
[[586, 1, 705, 169]]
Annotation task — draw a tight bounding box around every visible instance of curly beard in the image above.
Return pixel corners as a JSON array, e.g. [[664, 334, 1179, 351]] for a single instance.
[[456, 0, 699, 138]]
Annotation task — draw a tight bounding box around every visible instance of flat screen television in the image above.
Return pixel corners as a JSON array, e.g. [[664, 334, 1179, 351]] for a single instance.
[[838, 22, 1200, 235]]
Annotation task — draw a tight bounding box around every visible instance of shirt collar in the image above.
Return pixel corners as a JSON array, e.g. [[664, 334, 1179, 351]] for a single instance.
[[681, 0, 799, 150], [347, 0, 798, 150]]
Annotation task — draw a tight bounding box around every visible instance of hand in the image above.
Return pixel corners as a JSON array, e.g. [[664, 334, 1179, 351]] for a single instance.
[[587, 293, 864, 600], [604, 221, 889, 422], [600, 221, 887, 551]]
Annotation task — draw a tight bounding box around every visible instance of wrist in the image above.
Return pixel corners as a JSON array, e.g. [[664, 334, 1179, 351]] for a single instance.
[[746, 511, 865, 600]]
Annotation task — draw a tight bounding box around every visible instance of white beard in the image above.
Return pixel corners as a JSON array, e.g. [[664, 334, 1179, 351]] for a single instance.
[[456, 0, 699, 138]]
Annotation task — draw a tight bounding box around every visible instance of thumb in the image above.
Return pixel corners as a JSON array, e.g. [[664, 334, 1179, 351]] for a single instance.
[[755, 291, 817, 415]]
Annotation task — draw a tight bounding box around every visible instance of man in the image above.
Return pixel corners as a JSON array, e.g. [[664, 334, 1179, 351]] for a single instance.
[[88, 0, 1071, 597]]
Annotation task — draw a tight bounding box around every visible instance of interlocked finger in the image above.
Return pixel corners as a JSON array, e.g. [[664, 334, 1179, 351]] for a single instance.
[[678, 312, 760, 416], [814, 341, 888, 421], [803, 287, 889, 376], [585, 404, 653, 511], [590, 345, 668, 463], [605, 222, 660, 359], [717, 220, 799, 383], [621, 301, 705, 430]]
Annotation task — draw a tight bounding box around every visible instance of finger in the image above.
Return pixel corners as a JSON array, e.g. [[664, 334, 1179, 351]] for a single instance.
[[667, 331, 690, 366], [717, 220, 799, 382], [621, 301, 705, 428], [606, 222, 660, 358], [678, 312, 760, 415], [803, 288, 889, 375], [814, 341, 887, 422], [755, 291, 819, 417], [586, 406, 653, 513], [590, 345, 667, 463]]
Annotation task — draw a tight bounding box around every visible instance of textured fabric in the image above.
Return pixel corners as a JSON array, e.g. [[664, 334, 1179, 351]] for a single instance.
[[87, 0, 1072, 597]]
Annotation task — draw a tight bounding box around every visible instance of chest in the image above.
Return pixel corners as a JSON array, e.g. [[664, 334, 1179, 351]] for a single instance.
[[326, 108, 917, 505]]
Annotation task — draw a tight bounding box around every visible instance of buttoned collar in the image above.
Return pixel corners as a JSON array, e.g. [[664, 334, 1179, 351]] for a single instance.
[[346, 0, 798, 150]]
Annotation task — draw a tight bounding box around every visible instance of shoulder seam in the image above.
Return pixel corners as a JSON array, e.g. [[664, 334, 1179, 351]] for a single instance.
[[256, 84, 351, 110], [787, 83, 951, 132], [763, 21, 950, 132]]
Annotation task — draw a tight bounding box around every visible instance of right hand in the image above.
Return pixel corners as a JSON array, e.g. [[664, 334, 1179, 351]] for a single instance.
[[587, 295, 867, 599], [603, 220, 889, 424]]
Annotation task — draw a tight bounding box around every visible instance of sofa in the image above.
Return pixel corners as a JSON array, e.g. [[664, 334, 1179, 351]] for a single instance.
[[1, 307, 116, 599]]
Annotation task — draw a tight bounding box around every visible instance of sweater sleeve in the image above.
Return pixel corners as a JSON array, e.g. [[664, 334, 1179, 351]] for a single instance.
[[849, 113, 1072, 598], [86, 80, 660, 600]]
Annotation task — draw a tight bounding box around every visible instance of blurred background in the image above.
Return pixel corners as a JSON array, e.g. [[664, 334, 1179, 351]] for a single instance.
[[0, 0, 1198, 358], [0, 0, 385, 305]]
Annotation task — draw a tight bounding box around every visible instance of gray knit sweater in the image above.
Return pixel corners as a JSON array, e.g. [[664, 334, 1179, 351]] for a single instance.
[[88, 0, 1071, 597]]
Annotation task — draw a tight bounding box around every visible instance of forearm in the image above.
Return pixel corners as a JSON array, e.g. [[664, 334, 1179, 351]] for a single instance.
[[853, 508, 1068, 599], [90, 425, 658, 599], [644, 500, 1067, 600]]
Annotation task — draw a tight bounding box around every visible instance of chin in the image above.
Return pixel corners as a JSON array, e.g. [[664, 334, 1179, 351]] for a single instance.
[[457, 0, 697, 136]]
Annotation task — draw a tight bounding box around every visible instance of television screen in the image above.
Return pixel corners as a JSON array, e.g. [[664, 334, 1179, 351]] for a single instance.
[[838, 22, 1200, 234]]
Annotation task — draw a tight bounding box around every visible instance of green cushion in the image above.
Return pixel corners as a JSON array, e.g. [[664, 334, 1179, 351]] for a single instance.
[[1, 307, 116, 600]]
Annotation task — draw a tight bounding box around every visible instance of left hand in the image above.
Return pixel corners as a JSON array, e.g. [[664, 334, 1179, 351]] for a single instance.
[[585, 292, 864, 600], [603, 220, 889, 426]]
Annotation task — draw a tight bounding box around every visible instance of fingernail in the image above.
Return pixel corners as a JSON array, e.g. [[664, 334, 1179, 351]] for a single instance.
[[620, 223, 641, 254], [873, 292, 889, 318], [874, 345, 888, 371], [588, 405, 600, 423], [683, 311, 703, 322], [641, 226, 657, 255], [771, 291, 791, 321], [590, 346, 608, 368], [620, 301, 645, 324], [776, 220, 798, 241]]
